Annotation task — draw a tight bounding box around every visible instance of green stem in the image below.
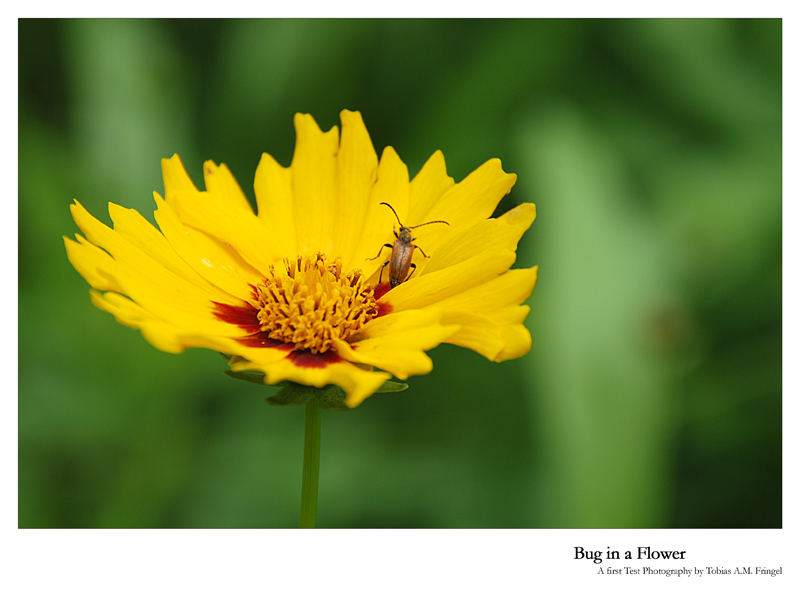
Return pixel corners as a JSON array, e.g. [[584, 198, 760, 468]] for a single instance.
[[299, 401, 322, 528]]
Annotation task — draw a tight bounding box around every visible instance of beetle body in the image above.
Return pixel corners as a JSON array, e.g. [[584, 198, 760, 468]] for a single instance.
[[369, 203, 449, 288], [387, 229, 416, 288]]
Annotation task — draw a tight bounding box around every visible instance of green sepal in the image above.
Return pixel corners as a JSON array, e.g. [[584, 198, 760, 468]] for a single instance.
[[268, 383, 350, 410], [220, 352, 409, 408], [223, 369, 268, 385], [374, 380, 409, 393]]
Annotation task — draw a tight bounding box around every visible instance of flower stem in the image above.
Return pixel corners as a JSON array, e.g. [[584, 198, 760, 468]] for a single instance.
[[299, 401, 322, 528]]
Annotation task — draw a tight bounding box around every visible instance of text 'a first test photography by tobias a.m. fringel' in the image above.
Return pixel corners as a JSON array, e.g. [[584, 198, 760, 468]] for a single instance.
[[19, 15, 780, 551]]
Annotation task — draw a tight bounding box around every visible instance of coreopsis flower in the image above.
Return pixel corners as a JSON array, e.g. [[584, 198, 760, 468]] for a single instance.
[[65, 110, 537, 407]]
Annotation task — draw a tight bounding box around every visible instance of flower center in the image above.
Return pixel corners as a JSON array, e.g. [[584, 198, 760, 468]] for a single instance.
[[254, 255, 378, 354]]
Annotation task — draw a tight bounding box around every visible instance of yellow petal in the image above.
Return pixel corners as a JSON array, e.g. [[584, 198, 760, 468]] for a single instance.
[[494, 322, 533, 361], [354, 307, 446, 341], [161, 152, 198, 200], [64, 235, 122, 293], [69, 200, 243, 335], [202, 160, 253, 213], [434, 158, 516, 224], [350, 146, 411, 277], [487, 304, 531, 325], [335, 110, 378, 269], [441, 311, 532, 362], [335, 308, 459, 379], [106, 201, 219, 290], [153, 193, 262, 301], [335, 324, 458, 380], [231, 353, 390, 408], [333, 338, 433, 380], [406, 158, 517, 258], [422, 203, 535, 275], [407, 150, 454, 224], [254, 152, 297, 257], [431, 267, 538, 361], [432, 266, 538, 313], [71, 200, 223, 300], [160, 155, 278, 273], [90, 289, 292, 362], [383, 248, 517, 311], [90, 289, 184, 353], [291, 113, 339, 256]]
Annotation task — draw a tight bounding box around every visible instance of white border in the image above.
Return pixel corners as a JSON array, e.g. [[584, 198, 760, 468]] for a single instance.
[[7, 8, 795, 595], [7, 1, 795, 18]]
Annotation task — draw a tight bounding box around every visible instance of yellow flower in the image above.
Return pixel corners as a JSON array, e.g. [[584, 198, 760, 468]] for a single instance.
[[64, 110, 538, 407]]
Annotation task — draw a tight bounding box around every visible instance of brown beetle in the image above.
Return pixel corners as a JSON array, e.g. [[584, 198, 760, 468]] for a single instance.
[[369, 202, 449, 287]]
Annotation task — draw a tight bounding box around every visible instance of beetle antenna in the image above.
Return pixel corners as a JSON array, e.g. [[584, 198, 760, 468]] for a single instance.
[[409, 219, 450, 229], [379, 202, 403, 226]]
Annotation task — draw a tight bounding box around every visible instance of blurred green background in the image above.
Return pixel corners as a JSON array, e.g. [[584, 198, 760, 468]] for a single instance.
[[19, 19, 781, 528]]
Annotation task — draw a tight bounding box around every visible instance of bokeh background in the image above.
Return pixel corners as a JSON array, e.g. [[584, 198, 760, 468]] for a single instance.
[[19, 19, 781, 528]]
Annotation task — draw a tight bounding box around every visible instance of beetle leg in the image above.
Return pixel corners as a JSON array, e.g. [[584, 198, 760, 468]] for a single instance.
[[413, 245, 430, 258], [404, 263, 417, 282], [368, 243, 393, 260], [379, 261, 390, 284]]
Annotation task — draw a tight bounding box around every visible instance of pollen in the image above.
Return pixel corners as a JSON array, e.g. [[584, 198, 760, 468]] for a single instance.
[[254, 255, 378, 354]]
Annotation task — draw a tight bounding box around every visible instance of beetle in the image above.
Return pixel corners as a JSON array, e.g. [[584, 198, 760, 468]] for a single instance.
[[368, 202, 449, 288]]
